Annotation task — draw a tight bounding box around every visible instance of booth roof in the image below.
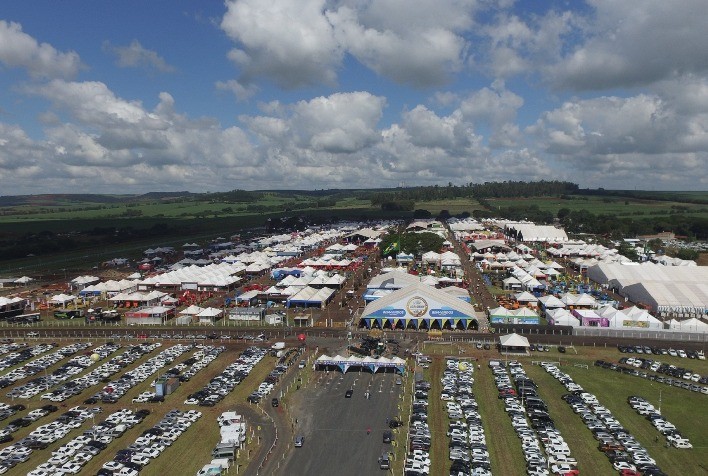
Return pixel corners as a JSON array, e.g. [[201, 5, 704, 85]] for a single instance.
[[499, 333, 530, 348], [362, 281, 476, 318]]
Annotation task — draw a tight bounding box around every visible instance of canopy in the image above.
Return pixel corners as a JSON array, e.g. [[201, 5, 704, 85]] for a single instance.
[[499, 333, 530, 348]]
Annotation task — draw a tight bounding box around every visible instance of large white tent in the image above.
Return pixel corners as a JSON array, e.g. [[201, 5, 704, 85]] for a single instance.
[[586, 262, 708, 316]]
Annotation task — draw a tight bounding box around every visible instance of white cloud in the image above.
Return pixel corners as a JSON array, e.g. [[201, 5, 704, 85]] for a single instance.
[[221, 0, 476, 88], [104, 40, 176, 73], [26, 79, 169, 129], [549, 0, 708, 90], [221, 0, 343, 88], [531, 85, 708, 188], [0, 20, 82, 78]]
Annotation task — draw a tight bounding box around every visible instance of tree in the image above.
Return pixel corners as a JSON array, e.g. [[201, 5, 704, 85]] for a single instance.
[[379, 232, 444, 257], [617, 241, 639, 262], [646, 238, 663, 252]]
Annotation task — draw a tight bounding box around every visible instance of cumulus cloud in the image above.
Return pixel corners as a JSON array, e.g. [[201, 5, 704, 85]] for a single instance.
[[25, 79, 169, 129], [221, 0, 343, 88], [549, 0, 708, 90], [0, 20, 82, 78], [530, 82, 708, 188], [220, 0, 475, 88], [104, 40, 176, 73]]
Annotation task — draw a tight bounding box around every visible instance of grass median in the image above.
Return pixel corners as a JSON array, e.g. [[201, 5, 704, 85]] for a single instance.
[[565, 364, 708, 476], [474, 362, 527, 475]]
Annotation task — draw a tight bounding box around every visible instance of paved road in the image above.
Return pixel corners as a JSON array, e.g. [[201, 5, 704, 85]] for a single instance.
[[277, 371, 402, 476]]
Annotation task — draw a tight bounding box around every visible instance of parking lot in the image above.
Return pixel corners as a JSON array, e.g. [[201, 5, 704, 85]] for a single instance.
[[279, 370, 402, 476]]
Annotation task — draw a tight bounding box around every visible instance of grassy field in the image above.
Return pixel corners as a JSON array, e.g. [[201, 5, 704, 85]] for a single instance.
[[486, 195, 708, 218], [426, 358, 448, 476], [523, 364, 616, 475], [414, 198, 484, 216], [474, 357, 527, 475], [414, 342, 707, 476], [564, 365, 708, 475]]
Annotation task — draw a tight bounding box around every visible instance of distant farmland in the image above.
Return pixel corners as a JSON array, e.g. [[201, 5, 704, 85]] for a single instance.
[[486, 195, 708, 218]]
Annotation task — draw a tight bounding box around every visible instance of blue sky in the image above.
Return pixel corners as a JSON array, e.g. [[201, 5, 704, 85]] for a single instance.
[[0, 0, 706, 194]]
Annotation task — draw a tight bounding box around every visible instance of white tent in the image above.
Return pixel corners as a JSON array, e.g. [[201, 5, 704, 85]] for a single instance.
[[546, 308, 580, 327], [50, 294, 76, 306], [598, 305, 663, 330], [538, 295, 565, 310], [515, 291, 538, 303], [668, 318, 708, 332], [499, 333, 530, 353], [197, 307, 223, 324], [179, 304, 204, 315]]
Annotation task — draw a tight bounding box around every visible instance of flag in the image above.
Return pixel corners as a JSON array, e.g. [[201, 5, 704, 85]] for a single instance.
[[384, 241, 399, 254]]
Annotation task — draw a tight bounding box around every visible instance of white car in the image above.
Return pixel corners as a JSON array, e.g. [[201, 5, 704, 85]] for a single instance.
[[673, 440, 693, 449], [59, 462, 83, 474], [118, 468, 140, 476], [102, 461, 125, 472], [613, 461, 636, 472]]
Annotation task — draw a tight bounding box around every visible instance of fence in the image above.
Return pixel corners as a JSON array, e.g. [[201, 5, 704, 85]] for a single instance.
[[571, 326, 708, 343]]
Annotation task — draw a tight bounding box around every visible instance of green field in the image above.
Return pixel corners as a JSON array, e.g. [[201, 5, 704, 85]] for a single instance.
[[487, 195, 708, 218], [414, 343, 707, 476], [414, 198, 484, 216]]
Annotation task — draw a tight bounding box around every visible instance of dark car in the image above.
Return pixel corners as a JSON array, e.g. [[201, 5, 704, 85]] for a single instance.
[[271, 398, 279, 407], [558, 346, 566, 353], [383, 430, 392, 443], [345, 389, 353, 398], [388, 419, 403, 428], [87, 440, 108, 450]]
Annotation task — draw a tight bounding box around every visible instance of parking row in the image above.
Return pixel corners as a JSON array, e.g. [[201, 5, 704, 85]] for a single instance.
[[187, 346, 268, 407], [8, 342, 121, 399], [618, 356, 705, 384], [492, 360, 576, 476], [0, 341, 28, 356], [594, 360, 708, 395], [443, 358, 490, 476], [95, 408, 202, 475], [0, 342, 55, 372], [134, 344, 225, 404], [627, 397, 692, 449], [404, 378, 430, 475], [617, 345, 705, 361], [0, 402, 31, 423], [246, 347, 299, 404], [0, 403, 57, 442], [514, 361, 576, 476], [84, 343, 190, 404], [543, 363, 666, 476], [0, 405, 101, 474], [40, 342, 161, 403]]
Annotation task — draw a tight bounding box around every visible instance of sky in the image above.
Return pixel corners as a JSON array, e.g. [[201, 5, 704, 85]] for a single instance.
[[0, 0, 707, 195]]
